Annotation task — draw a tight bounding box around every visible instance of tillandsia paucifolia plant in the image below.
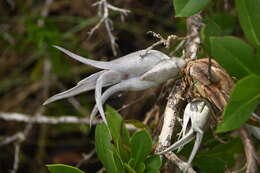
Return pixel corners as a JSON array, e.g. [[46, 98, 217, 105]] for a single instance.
[[43, 45, 235, 172], [43, 18, 260, 173], [43, 46, 186, 125], [43, 46, 187, 173]]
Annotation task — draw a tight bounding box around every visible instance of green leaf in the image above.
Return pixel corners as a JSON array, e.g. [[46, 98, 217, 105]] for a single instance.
[[106, 106, 124, 142], [95, 124, 119, 173], [113, 151, 126, 173], [210, 36, 259, 78], [120, 122, 131, 161], [144, 155, 162, 171], [136, 162, 146, 173], [130, 130, 152, 168], [173, 0, 210, 17], [121, 121, 131, 148], [106, 106, 131, 162], [198, 138, 243, 166], [201, 17, 222, 54], [217, 75, 260, 133], [47, 164, 85, 173], [210, 13, 236, 35], [235, 0, 260, 47], [193, 157, 225, 173], [124, 163, 136, 173], [256, 47, 260, 74], [194, 137, 243, 172]]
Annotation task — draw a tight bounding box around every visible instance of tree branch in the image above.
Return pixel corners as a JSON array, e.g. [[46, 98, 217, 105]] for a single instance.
[[89, 0, 130, 56], [239, 127, 259, 173], [156, 14, 203, 173]]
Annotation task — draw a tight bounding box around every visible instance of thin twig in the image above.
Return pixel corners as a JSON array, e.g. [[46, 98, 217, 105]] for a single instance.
[[156, 14, 203, 173], [0, 112, 137, 130], [239, 127, 259, 173], [184, 14, 203, 59], [143, 105, 160, 125], [76, 150, 96, 168], [117, 95, 147, 112], [0, 132, 24, 147], [37, 0, 53, 27], [143, 31, 187, 57], [155, 79, 196, 173], [11, 142, 21, 173], [0, 112, 101, 125], [89, 0, 130, 56]]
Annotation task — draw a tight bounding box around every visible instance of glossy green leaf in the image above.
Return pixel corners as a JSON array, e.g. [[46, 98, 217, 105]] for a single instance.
[[173, 0, 210, 17], [144, 155, 162, 171], [210, 36, 259, 78], [217, 75, 260, 133], [95, 124, 119, 173], [236, 0, 260, 47], [130, 130, 152, 168], [47, 164, 85, 173]]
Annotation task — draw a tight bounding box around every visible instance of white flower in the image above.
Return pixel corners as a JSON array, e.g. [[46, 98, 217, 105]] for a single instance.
[[43, 46, 186, 124]]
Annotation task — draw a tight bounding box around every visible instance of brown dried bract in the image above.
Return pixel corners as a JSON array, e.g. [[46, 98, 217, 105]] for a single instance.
[[183, 58, 234, 112]]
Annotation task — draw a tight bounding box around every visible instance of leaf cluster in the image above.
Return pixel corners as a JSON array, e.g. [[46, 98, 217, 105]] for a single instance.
[[173, 0, 260, 132], [95, 107, 162, 173]]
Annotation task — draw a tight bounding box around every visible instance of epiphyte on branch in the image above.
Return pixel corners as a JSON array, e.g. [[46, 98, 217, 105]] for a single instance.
[[43, 46, 186, 124]]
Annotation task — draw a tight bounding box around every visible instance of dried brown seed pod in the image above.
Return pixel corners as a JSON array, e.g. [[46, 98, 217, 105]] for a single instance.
[[184, 58, 234, 112]]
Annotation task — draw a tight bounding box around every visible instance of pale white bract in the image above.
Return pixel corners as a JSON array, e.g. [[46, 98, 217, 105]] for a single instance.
[[157, 100, 211, 173], [43, 46, 186, 125]]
